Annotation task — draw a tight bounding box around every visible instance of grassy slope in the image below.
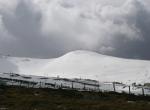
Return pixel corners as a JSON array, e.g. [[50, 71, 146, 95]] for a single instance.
[[0, 86, 150, 110]]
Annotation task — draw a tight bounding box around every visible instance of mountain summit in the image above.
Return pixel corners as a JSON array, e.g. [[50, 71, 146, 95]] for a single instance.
[[0, 50, 150, 83]]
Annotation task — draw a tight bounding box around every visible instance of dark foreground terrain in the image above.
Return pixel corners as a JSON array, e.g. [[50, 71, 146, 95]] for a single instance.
[[0, 86, 150, 110]]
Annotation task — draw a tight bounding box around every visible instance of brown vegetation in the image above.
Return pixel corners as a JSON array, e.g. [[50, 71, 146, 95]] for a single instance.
[[0, 86, 150, 110]]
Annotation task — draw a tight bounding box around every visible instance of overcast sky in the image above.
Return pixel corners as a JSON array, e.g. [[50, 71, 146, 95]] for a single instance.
[[0, 0, 150, 59]]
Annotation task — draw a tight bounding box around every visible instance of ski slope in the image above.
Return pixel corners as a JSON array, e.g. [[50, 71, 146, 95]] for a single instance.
[[0, 50, 150, 84]]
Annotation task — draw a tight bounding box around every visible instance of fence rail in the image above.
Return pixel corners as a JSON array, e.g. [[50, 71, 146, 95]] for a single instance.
[[0, 74, 150, 96]]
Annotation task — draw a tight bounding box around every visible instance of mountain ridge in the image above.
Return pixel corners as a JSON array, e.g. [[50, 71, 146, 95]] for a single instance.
[[0, 50, 150, 83]]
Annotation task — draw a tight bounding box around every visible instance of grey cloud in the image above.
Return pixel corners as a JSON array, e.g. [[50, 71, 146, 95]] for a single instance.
[[0, 0, 82, 58], [0, 0, 150, 60], [109, 0, 150, 59]]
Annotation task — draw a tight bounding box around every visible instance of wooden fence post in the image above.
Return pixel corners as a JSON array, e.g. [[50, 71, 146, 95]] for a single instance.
[[32, 82, 34, 88], [83, 83, 86, 90], [129, 86, 131, 94], [113, 82, 116, 92], [94, 83, 97, 91], [72, 81, 74, 89], [142, 87, 145, 96], [20, 81, 22, 87], [61, 83, 63, 88], [54, 82, 56, 89], [39, 81, 41, 88], [28, 82, 29, 88], [98, 83, 100, 92]]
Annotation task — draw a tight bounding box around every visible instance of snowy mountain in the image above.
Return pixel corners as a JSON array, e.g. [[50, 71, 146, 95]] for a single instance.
[[0, 50, 150, 84]]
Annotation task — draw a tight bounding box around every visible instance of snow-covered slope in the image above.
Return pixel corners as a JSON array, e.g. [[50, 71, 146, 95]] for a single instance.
[[0, 50, 150, 83]]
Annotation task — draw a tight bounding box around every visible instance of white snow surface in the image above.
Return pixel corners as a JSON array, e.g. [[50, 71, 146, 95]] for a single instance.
[[0, 50, 150, 84]]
